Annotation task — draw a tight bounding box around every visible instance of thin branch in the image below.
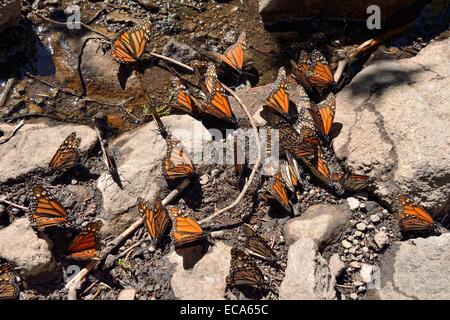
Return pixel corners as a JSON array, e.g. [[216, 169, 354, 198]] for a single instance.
[[334, 59, 347, 83], [0, 120, 25, 144], [199, 84, 261, 225], [31, 12, 111, 39], [0, 78, 15, 108], [149, 52, 194, 72], [0, 198, 28, 211]]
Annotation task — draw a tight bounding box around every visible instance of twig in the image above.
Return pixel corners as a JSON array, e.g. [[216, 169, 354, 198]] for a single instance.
[[198, 84, 261, 225], [0, 78, 15, 108], [149, 52, 194, 72], [0, 120, 24, 144], [117, 237, 147, 260], [334, 59, 347, 83], [31, 11, 110, 39], [0, 198, 28, 211], [64, 178, 190, 292]]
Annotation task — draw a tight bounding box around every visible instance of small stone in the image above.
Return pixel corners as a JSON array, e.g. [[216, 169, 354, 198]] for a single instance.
[[148, 245, 156, 253], [374, 231, 388, 249], [349, 261, 361, 269], [353, 281, 364, 286], [354, 231, 363, 238], [367, 223, 375, 230], [370, 214, 381, 223], [329, 253, 345, 277], [117, 288, 136, 300], [347, 197, 360, 210], [199, 174, 209, 185], [352, 239, 359, 246], [356, 222, 367, 232], [350, 293, 358, 300], [341, 240, 353, 249], [210, 169, 221, 178], [349, 247, 357, 255]]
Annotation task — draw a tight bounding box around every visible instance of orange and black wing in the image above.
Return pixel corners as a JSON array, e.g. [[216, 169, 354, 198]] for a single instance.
[[226, 248, 264, 289], [242, 224, 277, 262], [0, 263, 19, 300], [110, 21, 151, 64], [397, 195, 435, 232], [162, 136, 194, 180], [331, 173, 370, 192], [292, 50, 334, 88], [168, 206, 205, 247], [261, 171, 291, 211], [280, 126, 319, 160], [172, 77, 196, 114], [202, 81, 235, 123], [66, 221, 103, 261], [265, 67, 290, 118], [213, 31, 247, 72], [310, 93, 336, 137], [49, 132, 81, 172], [204, 62, 218, 94], [29, 185, 68, 230], [302, 147, 332, 187], [138, 197, 170, 241]]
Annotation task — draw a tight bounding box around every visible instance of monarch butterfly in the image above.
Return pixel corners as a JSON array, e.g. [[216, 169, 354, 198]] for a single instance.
[[280, 155, 301, 192], [202, 80, 236, 123], [168, 206, 205, 247], [242, 224, 277, 262], [29, 185, 68, 231], [0, 263, 19, 300], [162, 135, 194, 180], [260, 171, 291, 211], [330, 172, 370, 192], [212, 31, 247, 73], [226, 248, 264, 289], [138, 197, 170, 242], [96, 126, 124, 190], [291, 50, 335, 100], [110, 21, 152, 64], [310, 93, 336, 137], [66, 221, 103, 261], [262, 110, 319, 160], [302, 147, 333, 188], [265, 67, 290, 119], [49, 132, 81, 172], [397, 195, 438, 233], [172, 77, 196, 114]]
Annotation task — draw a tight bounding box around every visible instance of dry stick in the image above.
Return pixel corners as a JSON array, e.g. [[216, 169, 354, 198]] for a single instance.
[[0, 78, 15, 109], [198, 84, 261, 225], [31, 11, 110, 39], [334, 59, 347, 84], [65, 178, 191, 292], [0, 198, 28, 211], [0, 120, 24, 144]]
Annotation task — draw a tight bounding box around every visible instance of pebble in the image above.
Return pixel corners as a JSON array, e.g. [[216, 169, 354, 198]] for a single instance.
[[370, 214, 381, 223], [366, 223, 375, 230], [341, 240, 353, 249], [349, 261, 361, 269], [352, 239, 359, 246], [354, 231, 363, 238], [199, 174, 209, 185], [10, 208, 21, 215], [374, 231, 388, 249], [148, 245, 156, 253], [117, 289, 136, 300], [350, 293, 358, 300], [356, 222, 367, 232], [0, 204, 5, 215], [347, 197, 360, 210], [210, 169, 221, 178]]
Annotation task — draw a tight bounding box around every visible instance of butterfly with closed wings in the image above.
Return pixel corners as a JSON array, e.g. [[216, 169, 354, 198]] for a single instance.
[[242, 224, 277, 263], [138, 197, 171, 243], [110, 21, 152, 65], [162, 135, 195, 181], [49, 132, 81, 173], [0, 262, 19, 300], [226, 248, 264, 290], [29, 185, 68, 231]]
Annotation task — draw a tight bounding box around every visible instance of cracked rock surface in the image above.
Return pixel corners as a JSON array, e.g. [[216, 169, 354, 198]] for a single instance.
[[334, 38, 450, 215]]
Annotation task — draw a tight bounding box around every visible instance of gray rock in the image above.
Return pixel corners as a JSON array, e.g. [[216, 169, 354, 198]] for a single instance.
[[0, 218, 59, 283], [279, 236, 336, 300], [329, 253, 345, 278], [334, 38, 450, 215], [283, 204, 349, 249], [367, 234, 450, 299], [98, 115, 213, 237], [347, 197, 360, 211], [162, 39, 198, 64], [370, 214, 381, 223], [0, 121, 97, 183], [341, 240, 352, 249], [168, 241, 231, 300], [117, 288, 136, 300], [356, 222, 367, 232], [0, 0, 21, 33], [374, 231, 389, 249]]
